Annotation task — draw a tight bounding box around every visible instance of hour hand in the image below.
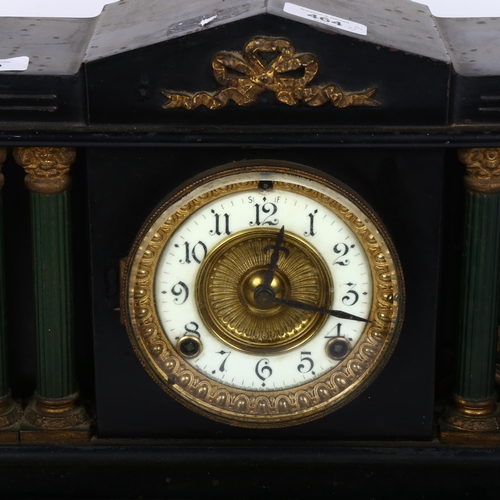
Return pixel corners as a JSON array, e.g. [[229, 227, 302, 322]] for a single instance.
[[262, 226, 289, 288], [272, 296, 370, 323]]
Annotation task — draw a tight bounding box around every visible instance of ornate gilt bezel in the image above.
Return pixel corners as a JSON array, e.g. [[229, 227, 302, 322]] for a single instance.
[[122, 163, 405, 428]]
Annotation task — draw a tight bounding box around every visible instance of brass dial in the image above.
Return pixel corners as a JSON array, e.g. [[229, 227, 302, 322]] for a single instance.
[[196, 228, 333, 353], [123, 163, 404, 428]]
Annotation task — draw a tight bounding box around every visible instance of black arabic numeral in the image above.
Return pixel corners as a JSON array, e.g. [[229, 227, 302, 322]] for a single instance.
[[250, 201, 279, 226], [297, 351, 314, 373], [342, 284, 359, 306], [217, 350, 231, 372], [304, 209, 318, 237], [255, 358, 273, 384], [184, 321, 201, 338], [171, 281, 189, 305], [333, 243, 350, 266], [209, 209, 231, 236], [175, 241, 208, 264], [325, 322, 343, 338]]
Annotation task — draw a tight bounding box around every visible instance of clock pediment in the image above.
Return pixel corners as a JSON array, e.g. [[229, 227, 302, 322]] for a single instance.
[[86, 15, 449, 130]]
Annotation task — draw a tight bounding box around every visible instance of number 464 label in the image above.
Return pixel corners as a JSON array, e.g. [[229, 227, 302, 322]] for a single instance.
[[283, 3, 368, 36]]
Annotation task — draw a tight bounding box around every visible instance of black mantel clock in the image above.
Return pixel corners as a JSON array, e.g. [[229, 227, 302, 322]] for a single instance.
[[1, 12, 500, 499]]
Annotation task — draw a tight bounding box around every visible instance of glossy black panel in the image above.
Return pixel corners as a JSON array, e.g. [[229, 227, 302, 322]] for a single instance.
[[451, 74, 500, 125], [0, 69, 86, 124], [88, 146, 443, 439]]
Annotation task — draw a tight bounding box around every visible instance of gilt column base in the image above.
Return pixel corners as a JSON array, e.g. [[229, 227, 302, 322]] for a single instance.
[[440, 395, 500, 445], [0, 392, 21, 442], [20, 392, 90, 443]]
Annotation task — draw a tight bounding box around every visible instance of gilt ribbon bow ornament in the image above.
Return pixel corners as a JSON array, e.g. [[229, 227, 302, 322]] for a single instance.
[[162, 36, 380, 110]]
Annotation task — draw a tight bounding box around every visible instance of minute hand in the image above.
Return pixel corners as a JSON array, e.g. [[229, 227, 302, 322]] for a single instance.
[[272, 297, 370, 323]]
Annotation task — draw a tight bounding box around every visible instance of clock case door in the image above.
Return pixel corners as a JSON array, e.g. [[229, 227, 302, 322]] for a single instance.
[[88, 146, 443, 440]]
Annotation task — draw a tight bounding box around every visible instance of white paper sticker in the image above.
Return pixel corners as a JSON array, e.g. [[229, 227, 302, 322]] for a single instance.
[[284, 3, 367, 36], [0, 56, 29, 72], [0, 1, 120, 19]]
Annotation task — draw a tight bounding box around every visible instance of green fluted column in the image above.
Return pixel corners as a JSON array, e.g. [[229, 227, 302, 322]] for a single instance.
[[0, 148, 20, 435], [14, 147, 88, 441], [445, 148, 500, 435], [457, 193, 500, 400], [30, 190, 76, 398]]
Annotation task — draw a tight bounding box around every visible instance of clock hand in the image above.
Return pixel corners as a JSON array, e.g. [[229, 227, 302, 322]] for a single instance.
[[272, 296, 370, 323], [254, 226, 289, 309], [261, 225, 289, 288], [257, 228, 368, 322]]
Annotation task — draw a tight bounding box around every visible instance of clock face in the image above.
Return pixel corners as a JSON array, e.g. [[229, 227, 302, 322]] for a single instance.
[[123, 164, 404, 427]]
